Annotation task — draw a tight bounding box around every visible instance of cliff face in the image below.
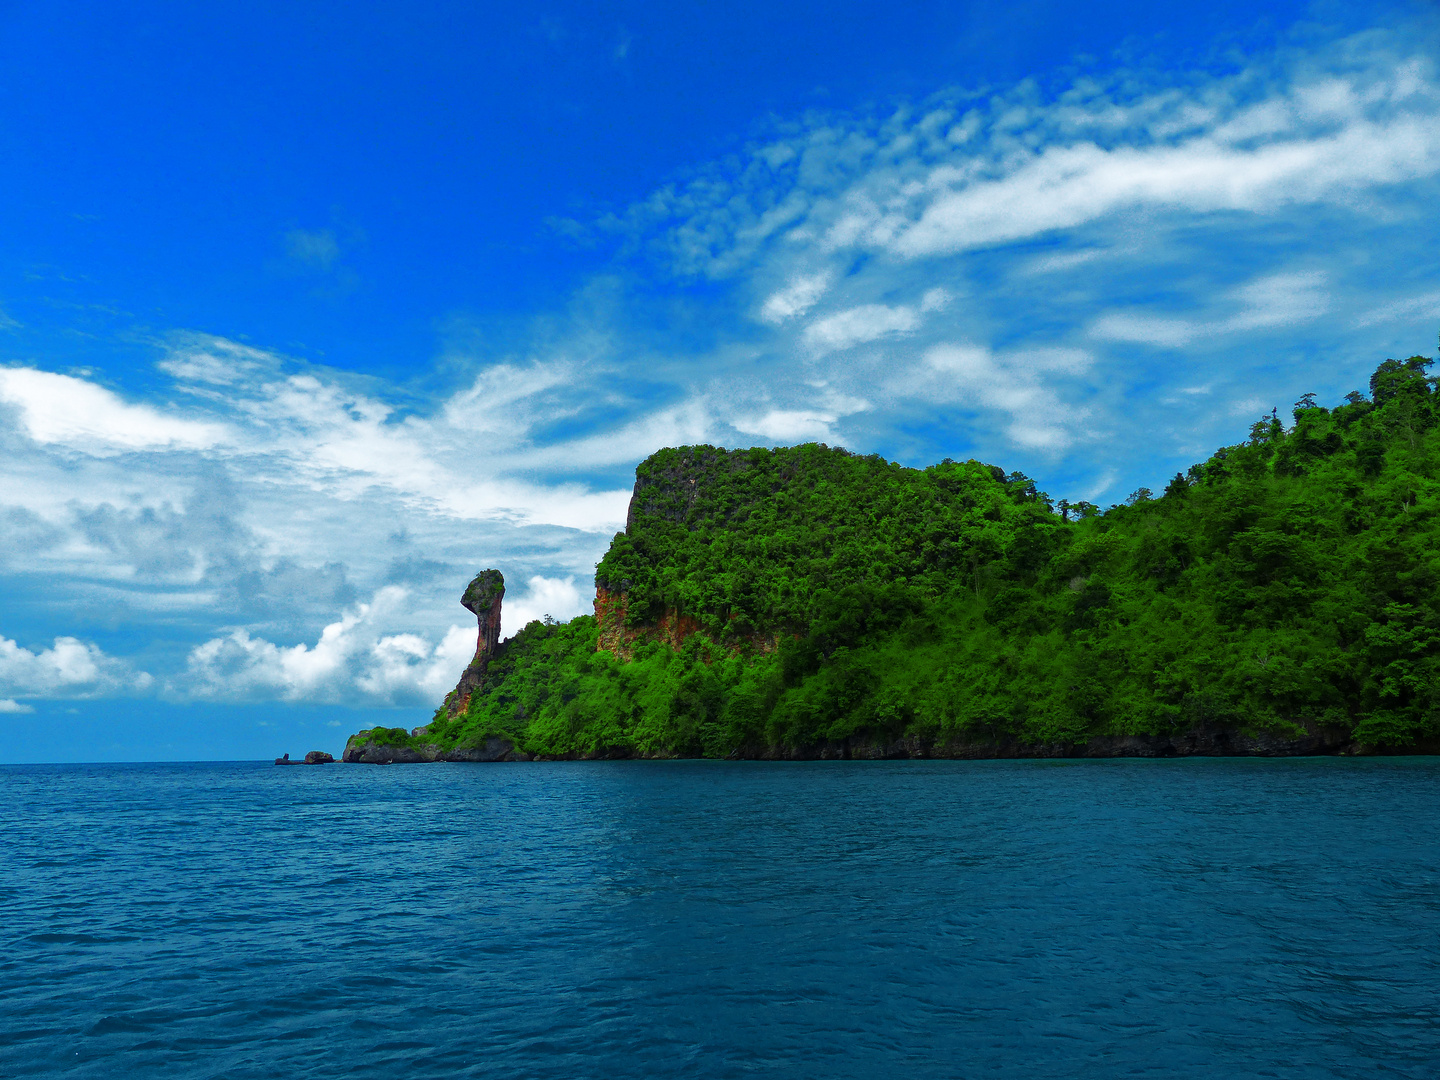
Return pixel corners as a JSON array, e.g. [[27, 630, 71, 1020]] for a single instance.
[[593, 448, 793, 659], [447, 569, 504, 717], [594, 585, 783, 660], [594, 585, 705, 660]]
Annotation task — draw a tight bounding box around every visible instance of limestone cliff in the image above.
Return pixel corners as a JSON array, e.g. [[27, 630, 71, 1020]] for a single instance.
[[446, 569, 504, 716], [593, 449, 784, 659]]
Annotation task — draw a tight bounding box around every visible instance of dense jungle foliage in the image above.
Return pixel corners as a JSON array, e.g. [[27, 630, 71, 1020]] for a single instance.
[[360, 353, 1440, 757]]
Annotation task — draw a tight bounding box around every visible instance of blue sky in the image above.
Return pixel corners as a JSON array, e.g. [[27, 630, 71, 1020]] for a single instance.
[[2, 0, 1439, 761]]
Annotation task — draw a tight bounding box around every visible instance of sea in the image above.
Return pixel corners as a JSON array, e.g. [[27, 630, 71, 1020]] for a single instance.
[[2, 757, 1438, 1079]]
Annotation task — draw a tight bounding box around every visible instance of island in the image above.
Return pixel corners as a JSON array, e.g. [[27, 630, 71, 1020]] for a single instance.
[[345, 355, 1440, 763]]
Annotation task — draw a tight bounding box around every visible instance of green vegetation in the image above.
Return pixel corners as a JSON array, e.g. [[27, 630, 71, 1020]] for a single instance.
[[364, 353, 1440, 758], [462, 569, 504, 611]]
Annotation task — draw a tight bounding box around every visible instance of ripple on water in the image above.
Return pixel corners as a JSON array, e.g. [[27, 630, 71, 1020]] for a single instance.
[[2, 757, 1439, 1079]]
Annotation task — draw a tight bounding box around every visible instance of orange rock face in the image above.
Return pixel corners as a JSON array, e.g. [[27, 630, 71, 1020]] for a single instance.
[[593, 585, 782, 661]]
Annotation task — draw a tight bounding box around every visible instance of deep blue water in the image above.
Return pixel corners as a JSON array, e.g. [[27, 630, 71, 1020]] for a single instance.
[[2, 758, 1439, 1079]]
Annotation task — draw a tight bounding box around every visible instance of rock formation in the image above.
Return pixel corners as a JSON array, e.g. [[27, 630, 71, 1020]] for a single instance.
[[341, 733, 531, 764], [303, 751, 334, 764], [447, 569, 505, 717]]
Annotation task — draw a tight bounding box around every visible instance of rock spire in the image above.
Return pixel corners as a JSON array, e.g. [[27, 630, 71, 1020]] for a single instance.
[[447, 569, 504, 716]]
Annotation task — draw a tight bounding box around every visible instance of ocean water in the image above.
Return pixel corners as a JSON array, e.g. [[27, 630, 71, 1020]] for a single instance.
[[2, 759, 1438, 1079]]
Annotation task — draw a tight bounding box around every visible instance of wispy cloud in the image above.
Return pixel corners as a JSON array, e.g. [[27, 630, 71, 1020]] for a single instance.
[[804, 303, 921, 354], [0, 367, 229, 452], [1090, 271, 1331, 347], [632, 44, 1440, 275], [760, 272, 833, 323], [285, 228, 341, 270]]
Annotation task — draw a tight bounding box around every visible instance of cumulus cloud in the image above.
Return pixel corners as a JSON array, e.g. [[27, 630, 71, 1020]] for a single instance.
[[0, 633, 152, 699], [180, 587, 474, 706], [502, 575, 590, 635]]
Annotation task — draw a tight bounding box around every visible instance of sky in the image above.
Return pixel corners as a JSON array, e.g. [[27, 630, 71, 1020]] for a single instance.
[[2, 0, 1439, 762]]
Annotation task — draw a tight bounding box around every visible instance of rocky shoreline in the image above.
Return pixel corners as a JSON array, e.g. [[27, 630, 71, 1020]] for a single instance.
[[342, 722, 1440, 764]]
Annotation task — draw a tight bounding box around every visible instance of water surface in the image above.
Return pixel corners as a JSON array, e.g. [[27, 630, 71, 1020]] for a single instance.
[[3, 758, 1438, 1078]]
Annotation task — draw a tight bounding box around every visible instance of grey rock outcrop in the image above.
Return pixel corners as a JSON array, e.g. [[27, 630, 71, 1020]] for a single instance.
[[342, 733, 530, 764]]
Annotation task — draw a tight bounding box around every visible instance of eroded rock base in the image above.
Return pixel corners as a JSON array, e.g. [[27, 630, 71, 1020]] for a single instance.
[[342, 723, 1440, 764]]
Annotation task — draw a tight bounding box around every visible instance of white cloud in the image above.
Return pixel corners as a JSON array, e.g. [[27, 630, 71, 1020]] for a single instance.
[[176, 576, 595, 704], [733, 409, 838, 442], [898, 343, 1089, 451], [920, 287, 951, 312], [0, 633, 152, 699], [1089, 313, 1198, 348], [634, 42, 1440, 281], [1230, 396, 1271, 417], [0, 699, 34, 714], [1028, 248, 1106, 274], [1226, 271, 1329, 330], [502, 575, 589, 636], [0, 367, 229, 452], [1090, 270, 1330, 347], [761, 271, 833, 323], [885, 118, 1440, 259], [1354, 289, 1440, 328], [155, 335, 635, 533], [157, 333, 278, 386], [804, 303, 922, 353], [180, 587, 475, 705]]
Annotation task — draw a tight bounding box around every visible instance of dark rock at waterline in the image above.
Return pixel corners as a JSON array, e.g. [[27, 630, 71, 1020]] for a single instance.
[[274, 753, 293, 765], [303, 751, 334, 764], [341, 734, 530, 764], [727, 723, 1440, 760], [340, 720, 1440, 766]]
